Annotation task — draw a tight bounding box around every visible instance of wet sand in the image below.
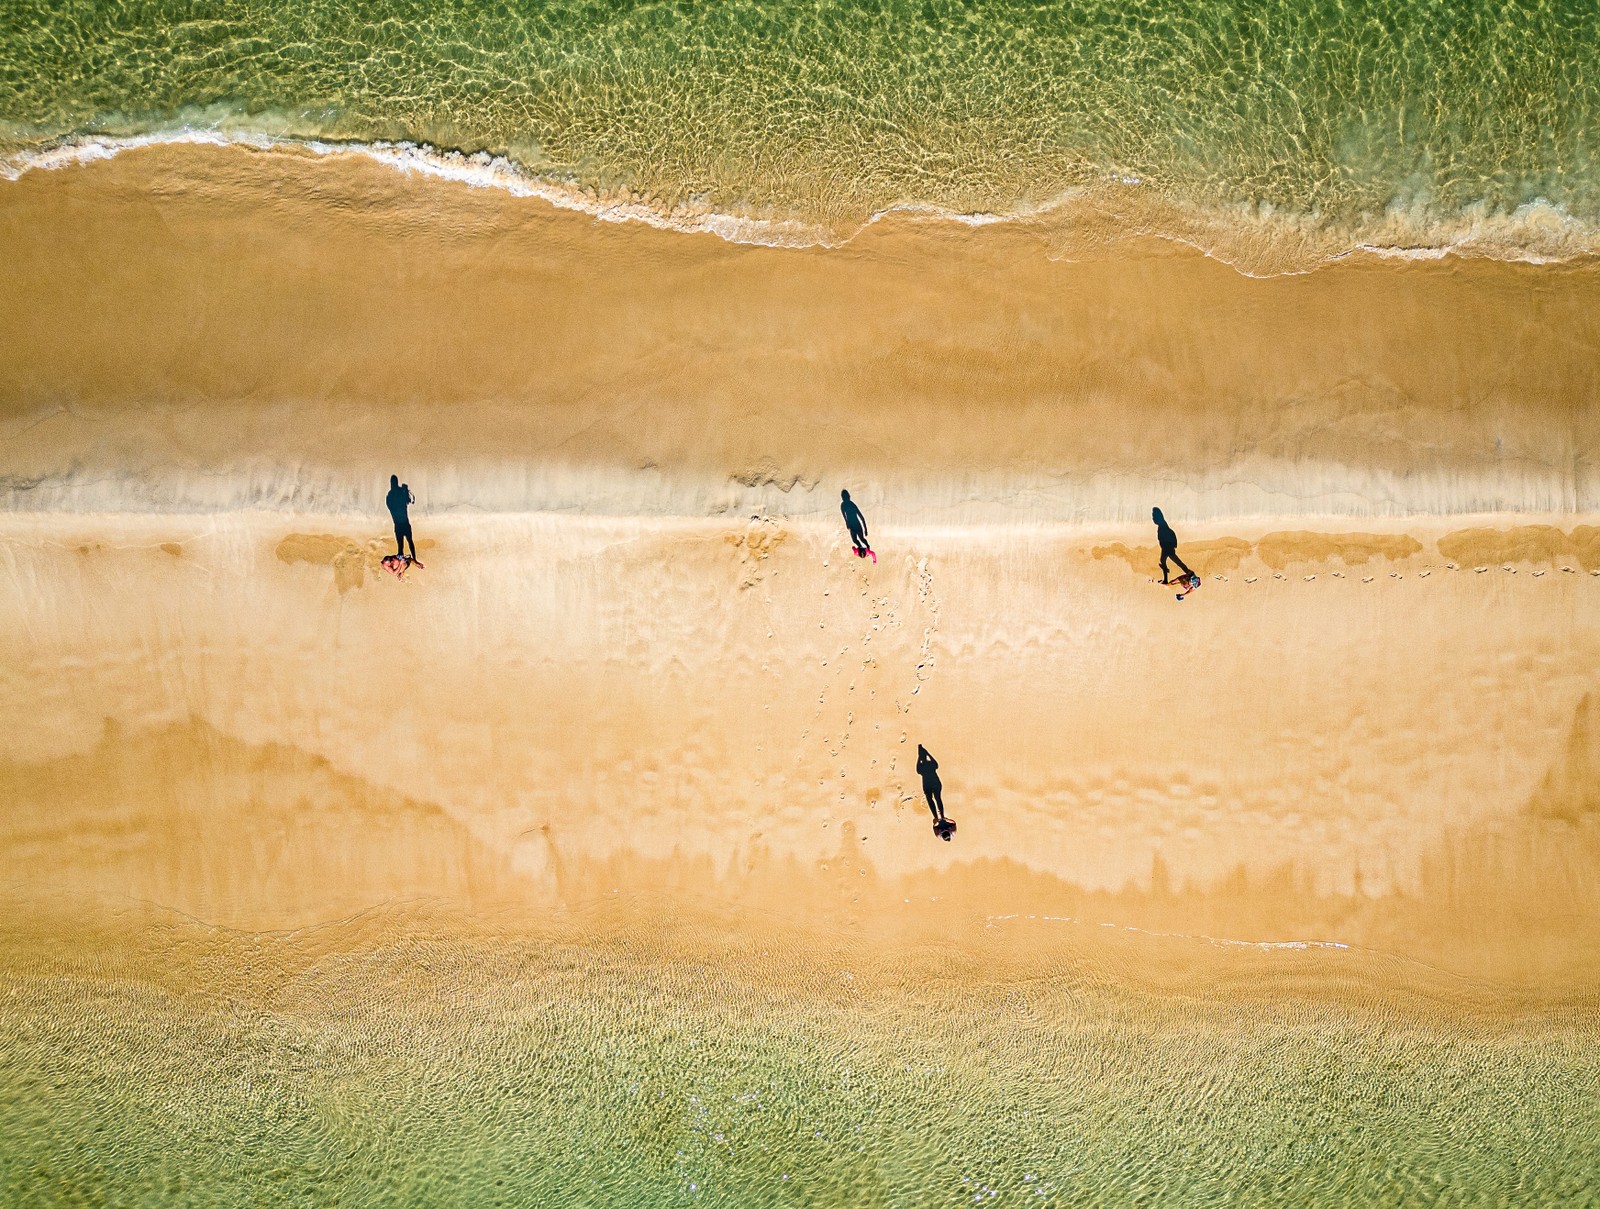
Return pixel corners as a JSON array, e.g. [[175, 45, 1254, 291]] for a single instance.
[[2, 142, 1598, 521], [2, 509, 1597, 991]]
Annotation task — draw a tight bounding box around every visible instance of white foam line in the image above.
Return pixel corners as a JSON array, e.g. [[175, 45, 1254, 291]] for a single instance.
[[0, 129, 1031, 248], [1, 127, 248, 177], [0, 127, 1090, 251], [4, 127, 1598, 271], [0, 128, 834, 248]]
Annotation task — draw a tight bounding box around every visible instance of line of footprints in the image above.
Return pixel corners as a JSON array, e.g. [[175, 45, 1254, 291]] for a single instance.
[[807, 552, 942, 809], [1171, 562, 1600, 585]]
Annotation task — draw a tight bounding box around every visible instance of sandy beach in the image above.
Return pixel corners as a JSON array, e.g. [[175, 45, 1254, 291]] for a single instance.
[[4, 143, 1598, 522], [3, 142, 1600, 1201], [3, 504, 1598, 985]]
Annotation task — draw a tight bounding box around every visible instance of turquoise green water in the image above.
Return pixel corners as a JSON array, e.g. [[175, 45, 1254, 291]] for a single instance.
[[3, 0, 1599, 244], [3, 919, 1598, 1206]]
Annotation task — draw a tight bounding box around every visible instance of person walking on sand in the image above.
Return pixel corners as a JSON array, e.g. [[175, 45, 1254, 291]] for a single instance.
[[917, 744, 953, 839], [841, 489, 874, 561], [1152, 506, 1194, 586], [386, 474, 419, 564]]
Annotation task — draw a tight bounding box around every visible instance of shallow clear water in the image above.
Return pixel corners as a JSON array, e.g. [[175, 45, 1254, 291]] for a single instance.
[[3, 918, 1597, 1206], [4, 0, 1599, 243]]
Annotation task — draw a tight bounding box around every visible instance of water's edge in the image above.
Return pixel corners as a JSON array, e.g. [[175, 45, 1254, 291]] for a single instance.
[[7, 128, 1600, 277]]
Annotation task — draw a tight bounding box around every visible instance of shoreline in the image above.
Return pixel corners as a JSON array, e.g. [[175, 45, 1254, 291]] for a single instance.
[[4, 141, 1599, 522], [5, 130, 1600, 275], [3, 143, 1596, 996], [5, 893, 1597, 1204]]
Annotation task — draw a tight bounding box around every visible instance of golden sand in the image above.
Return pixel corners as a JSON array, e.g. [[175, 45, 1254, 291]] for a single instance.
[[0, 141, 1597, 999], [1, 508, 1597, 993], [2, 142, 1598, 522]]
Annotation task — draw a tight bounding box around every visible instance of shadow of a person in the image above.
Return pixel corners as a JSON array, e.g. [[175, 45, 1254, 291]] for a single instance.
[[841, 489, 874, 561], [1152, 506, 1194, 586], [916, 744, 955, 840], [387, 474, 418, 563]]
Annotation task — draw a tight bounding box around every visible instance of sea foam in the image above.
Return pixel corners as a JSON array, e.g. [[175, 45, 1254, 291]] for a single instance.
[[6, 128, 1600, 276]]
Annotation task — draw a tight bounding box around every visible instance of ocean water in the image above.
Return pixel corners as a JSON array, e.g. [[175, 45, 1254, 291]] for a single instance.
[[3, 913, 1598, 1207], [3, 0, 1600, 259]]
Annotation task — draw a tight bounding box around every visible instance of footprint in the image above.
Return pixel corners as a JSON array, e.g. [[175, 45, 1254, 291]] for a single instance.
[[1274, 573, 1285, 580], [1245, 576, 1258, 584], [1214, 575, 1227, 582], [1562, 566, 1575, 573], [1445, 563, 1459, 571], [1304, 575, 1316, 582], [1475, 567, 1489, 574], [1533, 570, 1546, 577], [1502, 566, 1516, 574], [1418, 570, 1430, 578], [1362, 576, 1374, 583], [1331, 571, 1344, 578]]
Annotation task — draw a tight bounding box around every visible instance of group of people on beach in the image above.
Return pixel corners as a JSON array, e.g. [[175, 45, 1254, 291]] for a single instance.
[[380, 474, 1198, 840]]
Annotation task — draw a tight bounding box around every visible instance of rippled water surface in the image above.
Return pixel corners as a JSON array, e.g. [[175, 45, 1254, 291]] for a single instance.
[[4, 0, 1599, 245], [3, 918, 1598, 1206]]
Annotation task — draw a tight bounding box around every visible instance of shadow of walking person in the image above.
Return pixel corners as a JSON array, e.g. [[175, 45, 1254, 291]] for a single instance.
[[917, 744, 956, 840], [386, 474, 422, 568], [1152, 506, 1195, 587], [841, 489, 875, 563]]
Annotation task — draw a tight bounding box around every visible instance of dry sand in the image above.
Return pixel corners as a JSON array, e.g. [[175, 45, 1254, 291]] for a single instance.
[[2, 509, 1597, 994], [1, 141, 1598, 1006]]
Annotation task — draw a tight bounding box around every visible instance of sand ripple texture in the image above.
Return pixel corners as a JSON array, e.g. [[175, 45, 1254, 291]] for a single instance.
[[3, 511, 1599, 988], [4, 0, 1600, 269]]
